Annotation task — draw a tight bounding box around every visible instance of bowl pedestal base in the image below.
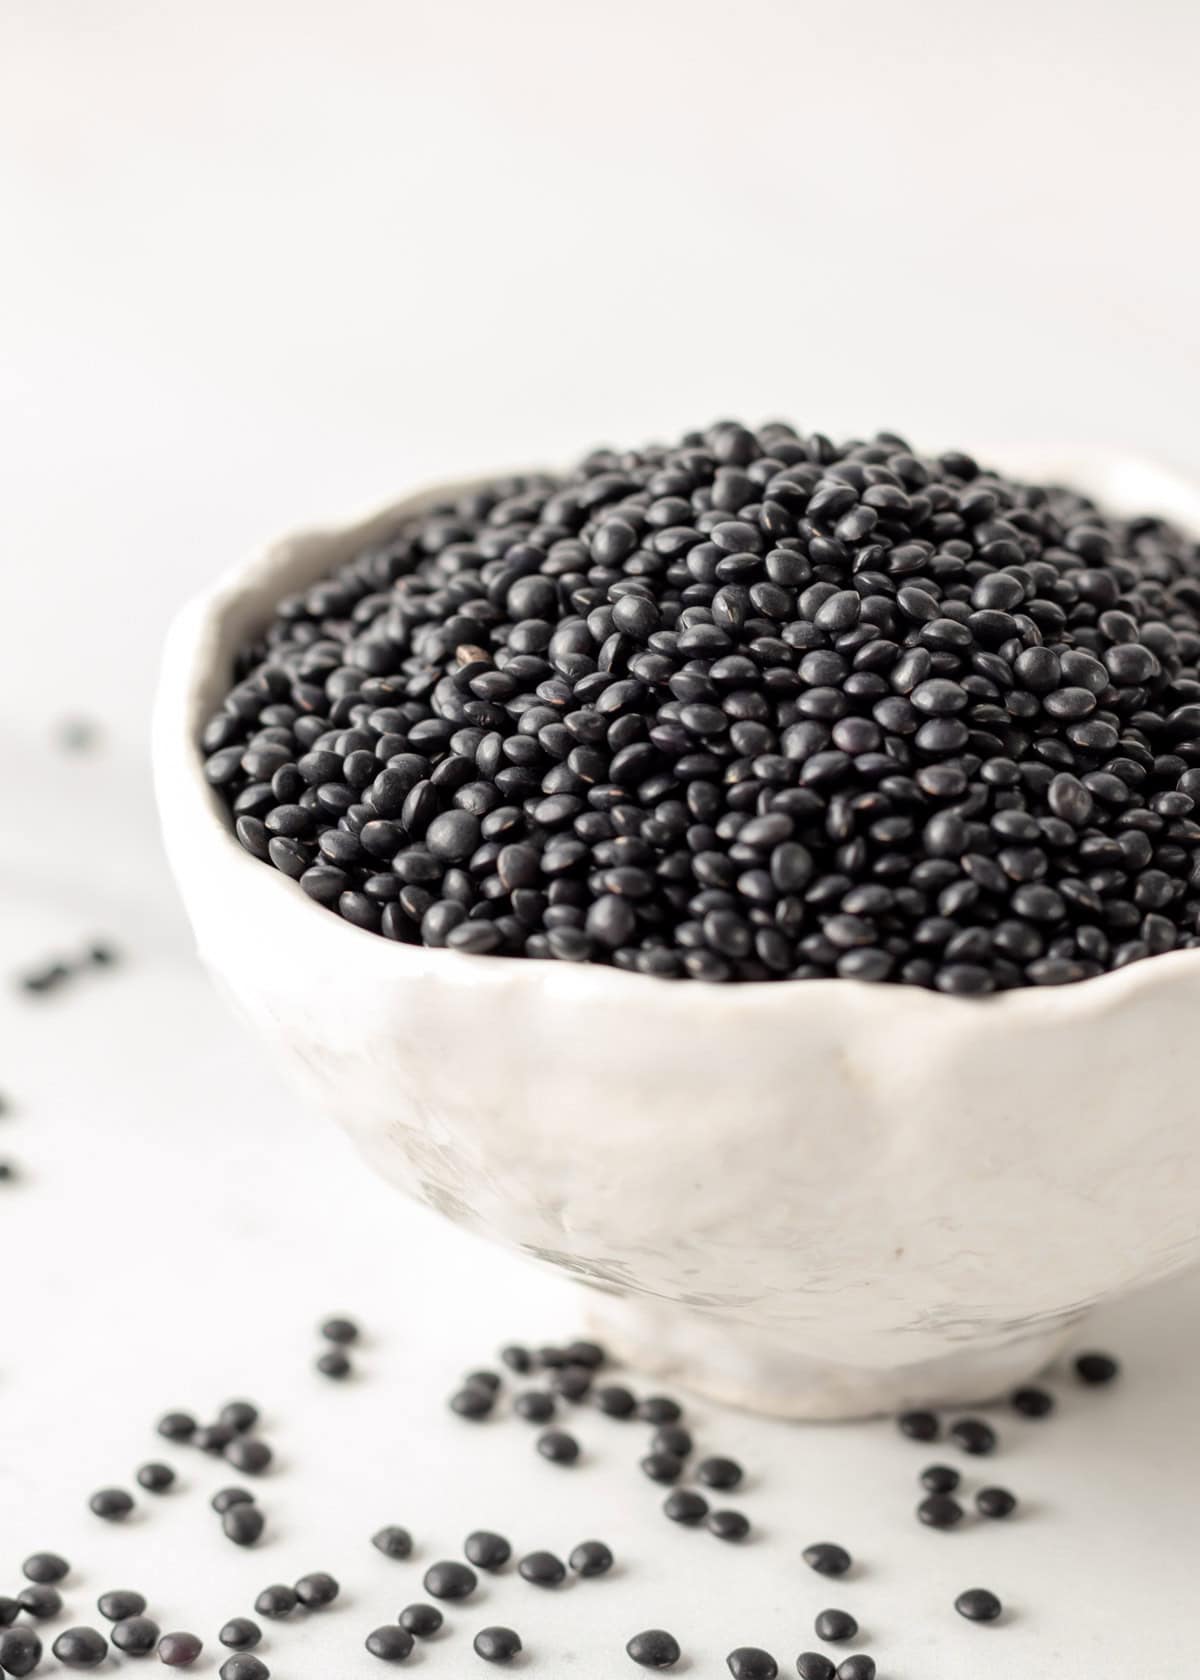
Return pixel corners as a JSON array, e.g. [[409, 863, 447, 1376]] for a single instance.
[[587, 1295, 1079, 1420]]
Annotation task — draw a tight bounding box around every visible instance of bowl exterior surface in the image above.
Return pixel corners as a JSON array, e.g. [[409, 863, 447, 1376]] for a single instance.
[[154, 454, 1200, 1416]]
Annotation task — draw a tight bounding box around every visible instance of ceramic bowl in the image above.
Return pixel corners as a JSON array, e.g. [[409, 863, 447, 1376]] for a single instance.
[[153, 451, 1200, 1418]]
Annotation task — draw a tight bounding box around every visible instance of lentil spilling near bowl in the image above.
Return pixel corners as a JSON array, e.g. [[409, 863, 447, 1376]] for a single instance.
[[205, 422, 1200, 991]]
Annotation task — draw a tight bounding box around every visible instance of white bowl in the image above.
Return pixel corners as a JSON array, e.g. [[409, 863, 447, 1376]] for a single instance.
[[154, 451, 1200, 1418]]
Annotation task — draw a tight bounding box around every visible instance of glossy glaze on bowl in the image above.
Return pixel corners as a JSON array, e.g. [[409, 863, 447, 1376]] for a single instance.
[[154, 452, 1200, 1417]]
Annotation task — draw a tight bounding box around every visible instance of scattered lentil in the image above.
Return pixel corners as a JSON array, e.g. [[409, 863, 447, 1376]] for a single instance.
[[157, 1630, 203, 1666], [474, 1625, 523, 1663], [0, 1600, 18, 1629], [222, 1504, 265, 1546], [569, 1539, 614, 1576], [136, 1461, 176, 1492], [663, 1489, 708, 1525], [897, 1410, 939, 1442], [636, 1398, 683, 1425], [399, 1604, 443, 1638], [919, 1463, 960, 1493], [98, 1591, 146, 1622], [917, 1493, 965, 1528], [220, 1658, 270, 1680], [0, 1627, 42, 1677], [707, 1509, 751, 1542], [697, 1454, 742, 1488], [950, 1417, 997, 1456], [500, 1345, 533, 1374], [16, 1585, 61, 1620], [814, 1610, 857, 1642], [1075, 1351, 1120, 1385], [835, 1658, 876, 1680], [726, 1647, 778, 1679], [321, 1316, 360, 1344], [156, 1411, 196, 1442], [112, 1617, 160, 1655], [372, 1525, 414, 1559], [518, 1550, 566, 1587], [796, 1657, 835, 1680], [514, 1390, 556, 1423], [594, 1384, 638, 1418], [536, 1427, 580, 1465], [89, 1486, 134, 1520], [803, 1543, 852, 1577], [1011, 1385, 1055, 1418], [219, 1618, 262, 1649], [254, 1586, 297, 1619], [219, 1400, 261, 1433], [20, 1553, 68, 1585], [466, 1530, 512, 1570], [451, 1386, 496, 1420], [651, 1425, 693, 1458], [955, 1587, 1003, 1622], [293, 1572, 340, 1609], [51, 1627, 108, 1668], [640, 1450, 684, 1484], [316, 1349, 352, 1380], [225, 1437, 273, 1475], [626, 1628, 681, 1668], [423, 1560, 478, 1601], [365, 1625, 415, 1662], [976, 1485, 1018, 1519], [212, 1486, 255, 1513], [195, 1423, 236, 1454]]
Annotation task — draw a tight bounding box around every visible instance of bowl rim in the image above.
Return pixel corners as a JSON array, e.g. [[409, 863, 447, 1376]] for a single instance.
[[153, 445, 1200, 1025]]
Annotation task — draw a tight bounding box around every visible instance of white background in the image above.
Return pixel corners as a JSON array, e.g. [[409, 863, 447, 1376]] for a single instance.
[[2, 2, 1200, 1674]]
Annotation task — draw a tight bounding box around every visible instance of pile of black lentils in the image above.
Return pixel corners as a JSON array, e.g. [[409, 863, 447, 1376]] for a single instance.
[[0, 1317, 1121, 1676], [204, 420, 1200, 993]]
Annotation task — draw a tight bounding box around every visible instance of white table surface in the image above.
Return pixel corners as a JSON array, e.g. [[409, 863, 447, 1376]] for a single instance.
[[3, 2, 1200, 1673]]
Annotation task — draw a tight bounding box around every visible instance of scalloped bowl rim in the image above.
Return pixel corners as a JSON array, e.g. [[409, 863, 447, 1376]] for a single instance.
[[154, 446, 1200, 1034]]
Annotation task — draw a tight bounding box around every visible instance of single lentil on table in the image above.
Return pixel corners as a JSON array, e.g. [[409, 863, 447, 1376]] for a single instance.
[[206, 421, 1200, 992]]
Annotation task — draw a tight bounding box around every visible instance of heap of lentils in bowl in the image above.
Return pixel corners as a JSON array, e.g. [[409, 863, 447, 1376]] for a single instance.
[[203, 421, 1200, 993]]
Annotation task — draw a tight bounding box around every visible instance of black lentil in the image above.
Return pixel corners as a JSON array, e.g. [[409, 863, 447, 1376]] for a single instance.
[[0, 1628, 42, 1677], [1011, 1385, 1055, 1418], [814, 1610, 857, 1642], [976, 1485, 1018, 1518], [835, 1659, 876, 1680], [157, 1411, 196, 1442], [917, 1493, 965, 1528], [157, 1631, 203, 1666], [219, 1618, 262, 1649], [726, 1648, 778, 1679], [222, 1504, 265, 1546], [707, 1508, 751, 1541], [51, 1627, 108, 1668], [212, 1486, 255, 1513], [500, 1344, 533, 1373], [293, 1571, 339, 1608], [1075, 1350, 1120, 1384], [254, 1585, 297, 1619], [954, 1587, 1003, 1622], [21, 1553, 68, 1584], [626, 1628, 681, 1668], [636, 1397, 683, 1425], [594, 1383, 638, 1418], [219, 1400, 261, 1433], [536, 1427, 580, 1464], [465, 1368, 503, 1392], [951, 1417, 997, 1456], [89, 1486, 134, 1519], [423, 1560, 478, 1601], [569, 1539, 614, 1575], [220, 1659, 270, 1680], [366, 1625, 415, 1662], [466, 1530, 512, 1570], [565, 1339, 606, 1367], [210, 424, 1200, 991], [373, 1524, 414, 1559], [697, 1454, 742, 1488], [550, 1363, 593, 1400], [0, 1600, 17, 1629], [194, 1423, 236, 1454], [16, 1585, 61, 1620], [316, 1349, 352, 1379], [796, 1656, 835, 1680], [514, 1389, 556, 1423], [640, 1449, 684, 1484], [136, 1460, 176, 1492], [451, 1385, 496, 1419], [225, 1436, 273, 1474], [897, 1409, 939, 1441], [651, 1425, 693, 1458], [663, 1489, 708, 1525], [98, 1591, 146, 1621], [399, 1604, 443, 1637], [518, 1550, 566, 1587], [474, 1626, 522, 1663], [803, 1543, 852, 1577], [919, 1464, 960, 1493], [320, 1315, 360, 1343], [112, 1616, 160, 1655]]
